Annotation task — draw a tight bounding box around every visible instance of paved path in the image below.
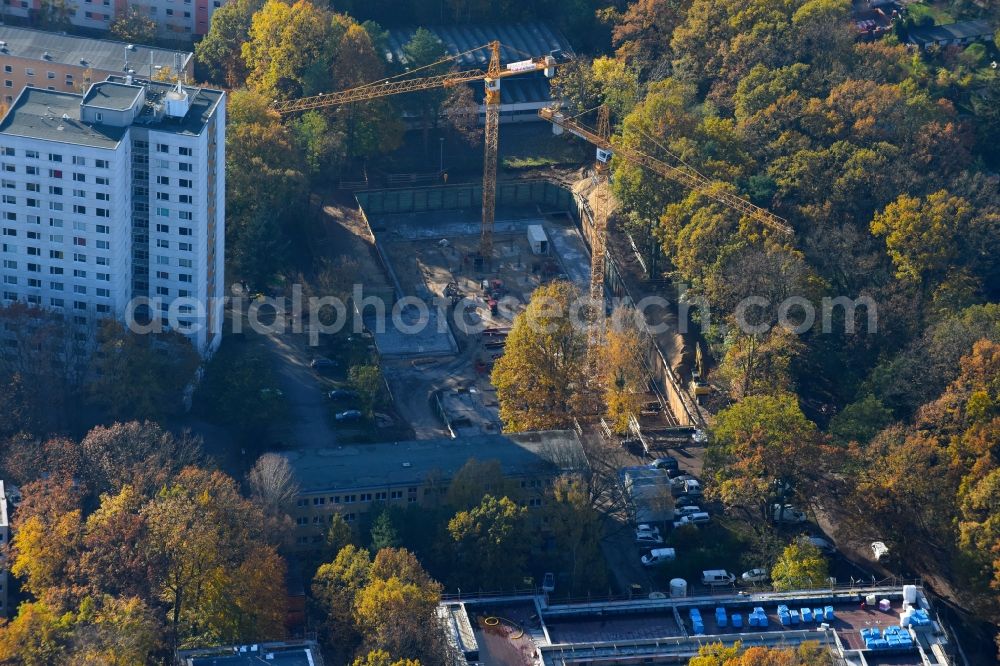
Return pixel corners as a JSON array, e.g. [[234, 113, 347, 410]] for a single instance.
[[261, 330, 338, 450]]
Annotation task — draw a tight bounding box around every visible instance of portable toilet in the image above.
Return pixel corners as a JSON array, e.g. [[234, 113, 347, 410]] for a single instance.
[[527, 225, 549, 255], [903, 585, 918, 604], [669, 578, 688, 598]]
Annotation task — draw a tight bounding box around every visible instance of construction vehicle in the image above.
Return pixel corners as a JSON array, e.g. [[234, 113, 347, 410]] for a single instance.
[[272, 43, 563, 261]]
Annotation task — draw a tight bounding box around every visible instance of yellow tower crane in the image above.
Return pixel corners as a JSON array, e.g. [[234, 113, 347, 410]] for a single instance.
[[539, 105, 793, 304], [272, 42, 561, 261]]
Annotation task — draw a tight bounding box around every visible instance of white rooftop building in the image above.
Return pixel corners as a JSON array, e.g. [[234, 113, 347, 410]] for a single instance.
[[0, 75, 225, 356]]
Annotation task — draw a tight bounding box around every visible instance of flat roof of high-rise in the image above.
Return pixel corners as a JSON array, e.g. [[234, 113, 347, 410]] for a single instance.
[[0, 87, 126, 147], [0, 25, 192, 78]]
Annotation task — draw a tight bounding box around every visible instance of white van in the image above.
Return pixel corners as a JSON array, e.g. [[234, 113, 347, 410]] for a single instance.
[[673, 512, 710, 528], [701, 569, 736, 586], [641, 548, 677, 567]]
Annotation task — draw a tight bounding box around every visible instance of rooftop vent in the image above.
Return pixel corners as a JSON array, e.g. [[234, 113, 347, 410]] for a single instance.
[[0, 41, 6, 48], [402, 462, 412, 468], [42, 51, 51, 60], [79, 59, 87, 66], [61, 113, 69, 120], [127, 44, 136, 51]]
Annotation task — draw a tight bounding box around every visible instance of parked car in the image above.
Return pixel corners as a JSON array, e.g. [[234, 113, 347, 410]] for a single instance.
[[335, 410, 363, 422], [310, 357, 338, 371], [636, 524, 661, 536], [650, 456, 679, 472], [327, 389, 359, 400], [672, 512, 710, 529], [674, 506, 703, 518], [641, 548, 677, 567], [772, 504, 807, 524], [799, 535, 836, 554], [741, 568, 769, 583], [701, 569, 736, 586], [675, 495, 700, 508], [665, 467, 687, 479], [635, 530, 665, 546], [679, 479, 702, 496]]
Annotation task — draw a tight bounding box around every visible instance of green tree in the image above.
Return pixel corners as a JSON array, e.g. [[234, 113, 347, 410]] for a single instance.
[[349, 364, 386, 416], [143, 468, 286, 648], [109, 7, 157, 44], [492, 281, 590, 431], [369, 510, 400, 554], [80, 421, 204, 495], [313, 544, 371, 655], [707, 393, 819, 519], [195, 0, 262, 86], [87, 321, 199, 422], [828, 395, 893, 445], [871, 190, 975, 286], [353, 651, 421, 666], [771, 541, 829, 591], [448, 495, 529, 589], [353, 549, 442, 661], [402, 28, 448, 152]]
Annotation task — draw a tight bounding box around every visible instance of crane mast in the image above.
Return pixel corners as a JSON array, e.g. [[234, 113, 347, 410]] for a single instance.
[[479, 42, 502, 262]]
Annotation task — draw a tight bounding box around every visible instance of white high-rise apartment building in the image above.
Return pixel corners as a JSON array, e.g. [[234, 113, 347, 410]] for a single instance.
[[0, 75, 224, 355]]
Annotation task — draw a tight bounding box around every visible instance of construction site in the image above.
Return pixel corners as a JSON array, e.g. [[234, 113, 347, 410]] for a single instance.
[[353, 180, 595, 438]]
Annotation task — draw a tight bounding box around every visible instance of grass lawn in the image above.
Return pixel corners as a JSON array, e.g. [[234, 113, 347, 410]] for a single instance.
[[906, 1, 954, 25]]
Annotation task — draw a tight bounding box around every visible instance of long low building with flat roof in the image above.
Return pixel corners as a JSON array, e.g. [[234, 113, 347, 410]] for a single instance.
[[0, 26, 193, 107], [441, 583, 957, 665], [282, 430, 588, 548]]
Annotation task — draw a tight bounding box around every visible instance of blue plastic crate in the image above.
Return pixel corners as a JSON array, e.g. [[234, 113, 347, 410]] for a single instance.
[[731, 613, 743, 628], [801, 608, 812, 622], [824, 605, 835, 621]]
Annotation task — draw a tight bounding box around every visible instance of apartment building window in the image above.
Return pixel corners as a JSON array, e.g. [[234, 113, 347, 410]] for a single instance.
[[49, 250, 63, 259], [2, 228, 14, 236], [2, 66, 9, 73], [156, 239, 169, 249], [156, 224, 169, 233], [49, 234, 62, 242], [72, 156, 85, 166], [73, 189, 85, 197], [95, 159, 108, 169], [178, 242, 192, 251], [0, 77, 9, 86], [156, 192, 170, 201], [312, 497, 325, 506], [156, 256, 169, 266], [2, 276, 15, 285], [96, 176, 108, 184], [49, 169, 62, 178], [47, 72, 55, 79], [50, 266, 63, 275], [25, 166, 38, 175], [49, 186, 62, 195], [73, 173, 85, 182], [2, 195, 13, 204], [157, 143, 169, 153], [26, 231, 39, 240], [179, 227, 192, 236], [73, 253, 85, 262], [179, 162, 192, 172], [2, 164, 13, 173], [96, 208, 110, 218], [178, 258, 192, 268], [156, 286, 169, 296], [95, 256, 108, 266], [178, 274, 192, 283], [179, 178, 192, 188], [26, 294, 40, 303], [49, 202, 62, 211], [96, 240, 109, 250], [156, 176, 170, 185], [179, 147, 192, 156], [390, 490, 403, 500], [25, 198, 38, 208], [49, 281, 63, 290], [179, 194, 192, 204], [73, 285, 86, 295], [96, 303, 109, 313], [50, 297, 63, 307], [73, 237, 86, 247], [2, 260, 13, 269], [1, 147, 11, 157], [360, 493, 372, 502], [96, 288, 109, 297], [156, 271, 169, 280], [74, 302, 86, 310], [48, 153, 61, 162], [25, 150, 37, 159], [1, 180, 11, 189]]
